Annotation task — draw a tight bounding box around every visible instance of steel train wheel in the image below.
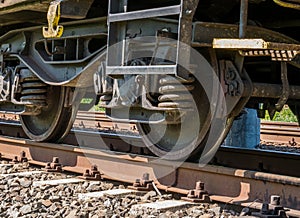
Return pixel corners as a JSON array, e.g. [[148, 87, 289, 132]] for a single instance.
[[136, 49, 232, 160], [137, 78, 213, 160], [20, 86, 74, 142]]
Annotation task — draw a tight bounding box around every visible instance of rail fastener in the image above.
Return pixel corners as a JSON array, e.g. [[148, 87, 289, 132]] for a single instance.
[[181, 181, 211, 203], [12, 151, 28, 163], [78, 165, 102, 180], [252, 195, 287, 218], [128, 173, 154, 191], [44, 157, 62, 172]]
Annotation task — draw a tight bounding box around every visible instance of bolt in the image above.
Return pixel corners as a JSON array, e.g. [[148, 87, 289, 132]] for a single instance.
[[289, 138, 297, 146], [12, 156, 18, 163], [20, 151, 26, 158], [45, 162, 51, 169], [195, 181, 205, 190], [185, 9, 192, 15], [135, 75, 145, 84], [96, 122, 101, 128], [142, 173, 149, 181], [187, 190, 195, 198], [133, 179, 140, 187], [270, 195, 280, 206], [53, 157, 59, 163], [83, 169, 90, 177], [19, 151, 28, 162], [91, 165, 98, 172]]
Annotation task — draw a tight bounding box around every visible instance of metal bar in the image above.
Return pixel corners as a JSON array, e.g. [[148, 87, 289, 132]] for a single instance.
[[235, 0, 248, 73], [213, 38, 268, 49], [106, 65, 177, 75], [213, 38, 300, 51], [108, 5, 181, 23], [250, 83, 300, 99], [239, 0, 248, 38]]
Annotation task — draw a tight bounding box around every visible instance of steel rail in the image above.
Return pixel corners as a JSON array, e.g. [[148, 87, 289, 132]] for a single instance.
[[0, 136, 299, 216], [75, 113, 300, 146], [261, 120, 300, 144], [2, 111, 300, 145], [0, 120, 300, 178], [0, 114, 300, 215]]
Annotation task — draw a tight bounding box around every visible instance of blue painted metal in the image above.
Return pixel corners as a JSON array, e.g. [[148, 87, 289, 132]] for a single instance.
[[224, 108, 260, 148]]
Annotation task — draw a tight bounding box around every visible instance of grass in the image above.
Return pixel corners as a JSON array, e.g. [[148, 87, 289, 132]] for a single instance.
[[263, 105, 298, 122], [80, 98, 105, 112]]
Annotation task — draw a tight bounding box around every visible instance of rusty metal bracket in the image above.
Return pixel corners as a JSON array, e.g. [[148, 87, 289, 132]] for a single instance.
[[252, 195, 287, 218], [79, 165, 102, 180], [43, 157, 62, 172], [128, 173, 153, 191], [181, 181, 211, 203], [12, 151, 28, 163], [42, 0, 64, 38], [220, 60, 244, 116]]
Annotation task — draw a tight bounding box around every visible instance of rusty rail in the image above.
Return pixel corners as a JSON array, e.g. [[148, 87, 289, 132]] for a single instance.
[[0, 117, 299, 215], [0, 118, 300, 178], [0, 136, 299, 216], [260, 120, 300, 144], [1, 112, 300, 146]]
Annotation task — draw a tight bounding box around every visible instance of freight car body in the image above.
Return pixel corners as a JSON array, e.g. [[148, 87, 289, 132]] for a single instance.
[[0, 0, 299, 160]]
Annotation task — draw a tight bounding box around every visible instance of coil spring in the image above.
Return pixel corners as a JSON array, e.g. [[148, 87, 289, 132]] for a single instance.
[[158, 76, 195, 109], [20, 77, 47, 105]]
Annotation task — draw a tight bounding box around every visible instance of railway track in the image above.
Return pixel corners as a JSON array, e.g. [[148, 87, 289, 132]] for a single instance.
[[76, 113, 300, 149], [1, 113, 300, 176], [3, 111, 300, 146], [76, 113, 300, 148], [260, 120, 300, 145], [75, 111, 137, 132], [0, 113, 300, 216], [0, 136, 298, 217], [0, 124, 298, 216]]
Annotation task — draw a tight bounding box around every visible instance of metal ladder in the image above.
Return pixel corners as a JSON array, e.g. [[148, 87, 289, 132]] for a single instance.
[[106, 0, 199, 79]]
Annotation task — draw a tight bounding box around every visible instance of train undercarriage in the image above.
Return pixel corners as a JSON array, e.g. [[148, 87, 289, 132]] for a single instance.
[[0, 0, 299, 160]]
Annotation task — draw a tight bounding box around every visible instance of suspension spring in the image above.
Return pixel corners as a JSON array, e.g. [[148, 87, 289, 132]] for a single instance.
[[158, 76, 195, 109], [20, 76, 47, 106]]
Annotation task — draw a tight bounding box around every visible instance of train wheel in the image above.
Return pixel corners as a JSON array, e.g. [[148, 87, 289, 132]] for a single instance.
[[20, 86, 76, 142], [137, 76, 213, 160]]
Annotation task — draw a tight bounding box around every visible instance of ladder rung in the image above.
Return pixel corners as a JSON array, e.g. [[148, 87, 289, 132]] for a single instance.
[[107, 65, 177, 75], [109, 5, 181, 23]]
